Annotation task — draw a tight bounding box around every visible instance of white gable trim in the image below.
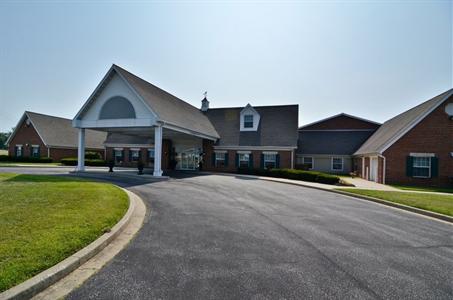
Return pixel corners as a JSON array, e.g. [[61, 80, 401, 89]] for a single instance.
[[379, 89, 453, 154], [6, 112, 49, 147], [73, 65, 159, 127], [240, 104, 260, 132]]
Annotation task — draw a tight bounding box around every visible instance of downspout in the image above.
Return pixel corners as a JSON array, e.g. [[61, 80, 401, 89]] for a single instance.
[[378, 154, 386, 184], [291, 150, 294, 169]]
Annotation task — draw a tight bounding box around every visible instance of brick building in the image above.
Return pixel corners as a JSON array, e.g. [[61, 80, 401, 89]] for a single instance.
[[296, 113, 380, 174], [6, 111, 106, 161], [354, 89, 453, 187]]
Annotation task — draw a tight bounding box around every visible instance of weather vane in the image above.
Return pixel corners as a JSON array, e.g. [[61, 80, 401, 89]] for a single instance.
[[203, 91, 207, 98]]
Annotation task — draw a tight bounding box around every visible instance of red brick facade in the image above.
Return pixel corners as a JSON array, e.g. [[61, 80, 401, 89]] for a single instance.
[[382, 96, 453, 187], [7, 118, 104, 162], [202, 140, 293, 172], [356, 95, 453, 187]]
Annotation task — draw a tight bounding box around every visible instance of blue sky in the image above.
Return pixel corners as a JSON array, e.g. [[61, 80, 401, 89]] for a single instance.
[[0, 0, 451, 132]]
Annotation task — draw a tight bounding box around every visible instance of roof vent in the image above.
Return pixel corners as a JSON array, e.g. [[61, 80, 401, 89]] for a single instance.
[[445, 103, 453, 119], [201, 92, 209, 112]]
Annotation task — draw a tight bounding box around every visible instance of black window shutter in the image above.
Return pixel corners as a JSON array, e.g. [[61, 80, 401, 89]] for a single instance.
[[128, 149, 132, 162], [431, 157, 439, 178], [249, 153, 253, 168], [406, 156, 413, 177], [15, 146, 18, 157], [121, 150, 124, 160], [276, 154, 280, 168], [224, 152, 229, 166], [260, 154, 264, 168], [212, 153, 216, 167], [235, 153, 239, 168], [37, 147, 40, 158]]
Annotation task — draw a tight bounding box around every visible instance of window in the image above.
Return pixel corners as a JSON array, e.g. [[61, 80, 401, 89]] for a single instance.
[[244, 115, 254, 128], [412, 157, 431, 178], [15, 145, 22, 157], [114, 149, 123, 163], [263, 153, 276, 169], [239, 153, 250, 168], [331, 157, 343, 171], [148, 149, 155, 163], [31, 146, 40, 158], [131, 150, 140, 162], [215, 152, 225, 167], [303, 157, 313, 170]]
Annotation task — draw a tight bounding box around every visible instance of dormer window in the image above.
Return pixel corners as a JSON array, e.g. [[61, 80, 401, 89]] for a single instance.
[[244, 115, 254, 128], [240, 104, 260, 131]]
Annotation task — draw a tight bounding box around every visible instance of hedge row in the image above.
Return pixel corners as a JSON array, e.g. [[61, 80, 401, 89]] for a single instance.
[[60, 158, 107, 167], [237, 167, 340, 185], [0, 155, 53, 163]]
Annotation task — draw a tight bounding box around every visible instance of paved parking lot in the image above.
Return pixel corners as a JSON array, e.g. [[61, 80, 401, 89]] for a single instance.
[[2, 168, 452, 299]]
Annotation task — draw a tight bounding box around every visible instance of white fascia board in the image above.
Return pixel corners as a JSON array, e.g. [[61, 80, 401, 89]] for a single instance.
[[5, 112, 27, 146], [113, 66, 159, 120], [105, 143, 154, 148], [73, 65, 160, 124], [213, 145, 297, 151], [162, 122, 219, 141], [379, 90, 453, 154], [74, 118, 156, 129], [7, 112, 49, 147]]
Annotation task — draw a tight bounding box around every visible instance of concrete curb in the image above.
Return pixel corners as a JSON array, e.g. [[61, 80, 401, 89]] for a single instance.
[[0, 188, 140, 300], [332, 189, 453, 224], [202, 171, 453, 224]]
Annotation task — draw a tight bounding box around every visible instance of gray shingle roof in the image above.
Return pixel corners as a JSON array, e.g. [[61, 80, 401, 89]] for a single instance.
[[354, 89, 453, 155], [25, 112, 106, 149], [113, 65, 219, 139], [297, 130, 376, 155], [205, 105, 298, 147], [104, 133, 152, 145]]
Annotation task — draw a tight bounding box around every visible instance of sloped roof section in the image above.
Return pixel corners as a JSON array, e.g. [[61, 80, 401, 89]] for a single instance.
[[298, 130, 376, 155], [113, 65, 219, 139], [26, 112, 106, 149], [299, 113, 380, 130], [354, 89, 453, 155], [205, 105, 298, 147]]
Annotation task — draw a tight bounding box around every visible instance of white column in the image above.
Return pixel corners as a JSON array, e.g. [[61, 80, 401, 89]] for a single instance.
[[153, 125, 163, 176], [77, 128, 85, 171]]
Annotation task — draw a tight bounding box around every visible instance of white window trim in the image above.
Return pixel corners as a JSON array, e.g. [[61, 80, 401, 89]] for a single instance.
[[410, 153, 435, 157], [412, 156, 431, 178], [214, 150, 227, 154], [302, 156, 314, 170], [240, 104, 260, 132], [130, 148, 141, 151], [331, 157, 344, 171], [237, 150, 251, 154], [263, 153, 277, 168], [114, 147, 124, 150], [262, 151, 278, 155]]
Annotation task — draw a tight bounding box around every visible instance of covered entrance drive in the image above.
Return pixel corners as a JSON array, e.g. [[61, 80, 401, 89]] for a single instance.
[[72, 64, 219, 176]]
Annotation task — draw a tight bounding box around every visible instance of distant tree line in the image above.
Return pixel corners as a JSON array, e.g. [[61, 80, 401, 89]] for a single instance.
[[0, 129, 12, 150]]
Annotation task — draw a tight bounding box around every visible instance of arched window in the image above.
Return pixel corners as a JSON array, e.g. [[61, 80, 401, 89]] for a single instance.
[[99, 96, 136, 119]]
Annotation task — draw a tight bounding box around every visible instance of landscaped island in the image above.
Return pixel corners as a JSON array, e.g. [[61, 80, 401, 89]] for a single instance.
[[0, 173, 129, 292]]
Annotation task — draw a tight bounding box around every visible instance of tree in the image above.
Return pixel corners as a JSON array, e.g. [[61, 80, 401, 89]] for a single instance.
[[0, 129, 12, 150]]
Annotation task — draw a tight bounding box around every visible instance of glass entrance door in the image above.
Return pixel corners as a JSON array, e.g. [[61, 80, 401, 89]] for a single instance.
[[179, 148, 200, 170]]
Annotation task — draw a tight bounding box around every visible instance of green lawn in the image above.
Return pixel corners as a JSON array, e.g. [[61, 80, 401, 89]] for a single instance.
[[0, 173, 129, 292], [339, 188, 453, 217], [0, 162, 62, 167], [391, 184, 453, 194]]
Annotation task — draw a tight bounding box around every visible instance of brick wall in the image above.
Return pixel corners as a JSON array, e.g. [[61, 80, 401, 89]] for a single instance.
[[105, 139, 170, 168], [383, 96, 453, 187], [302, 115, 380, 130], [8, 118, 48, 157], [202, 140, 293, 172]]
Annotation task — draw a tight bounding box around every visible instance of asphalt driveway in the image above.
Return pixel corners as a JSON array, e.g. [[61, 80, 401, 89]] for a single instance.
[[2, 168, 452, 299]]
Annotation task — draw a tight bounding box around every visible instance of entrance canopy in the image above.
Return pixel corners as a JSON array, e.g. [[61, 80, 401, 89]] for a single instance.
[[72, 64, 219, 176]]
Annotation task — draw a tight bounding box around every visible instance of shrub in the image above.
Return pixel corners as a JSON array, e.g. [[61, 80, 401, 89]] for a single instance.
[[60, 158, 106, 167], [237, 168, 340, 185], [85, 151, 102, 160], [0, 155, 53, 163]]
